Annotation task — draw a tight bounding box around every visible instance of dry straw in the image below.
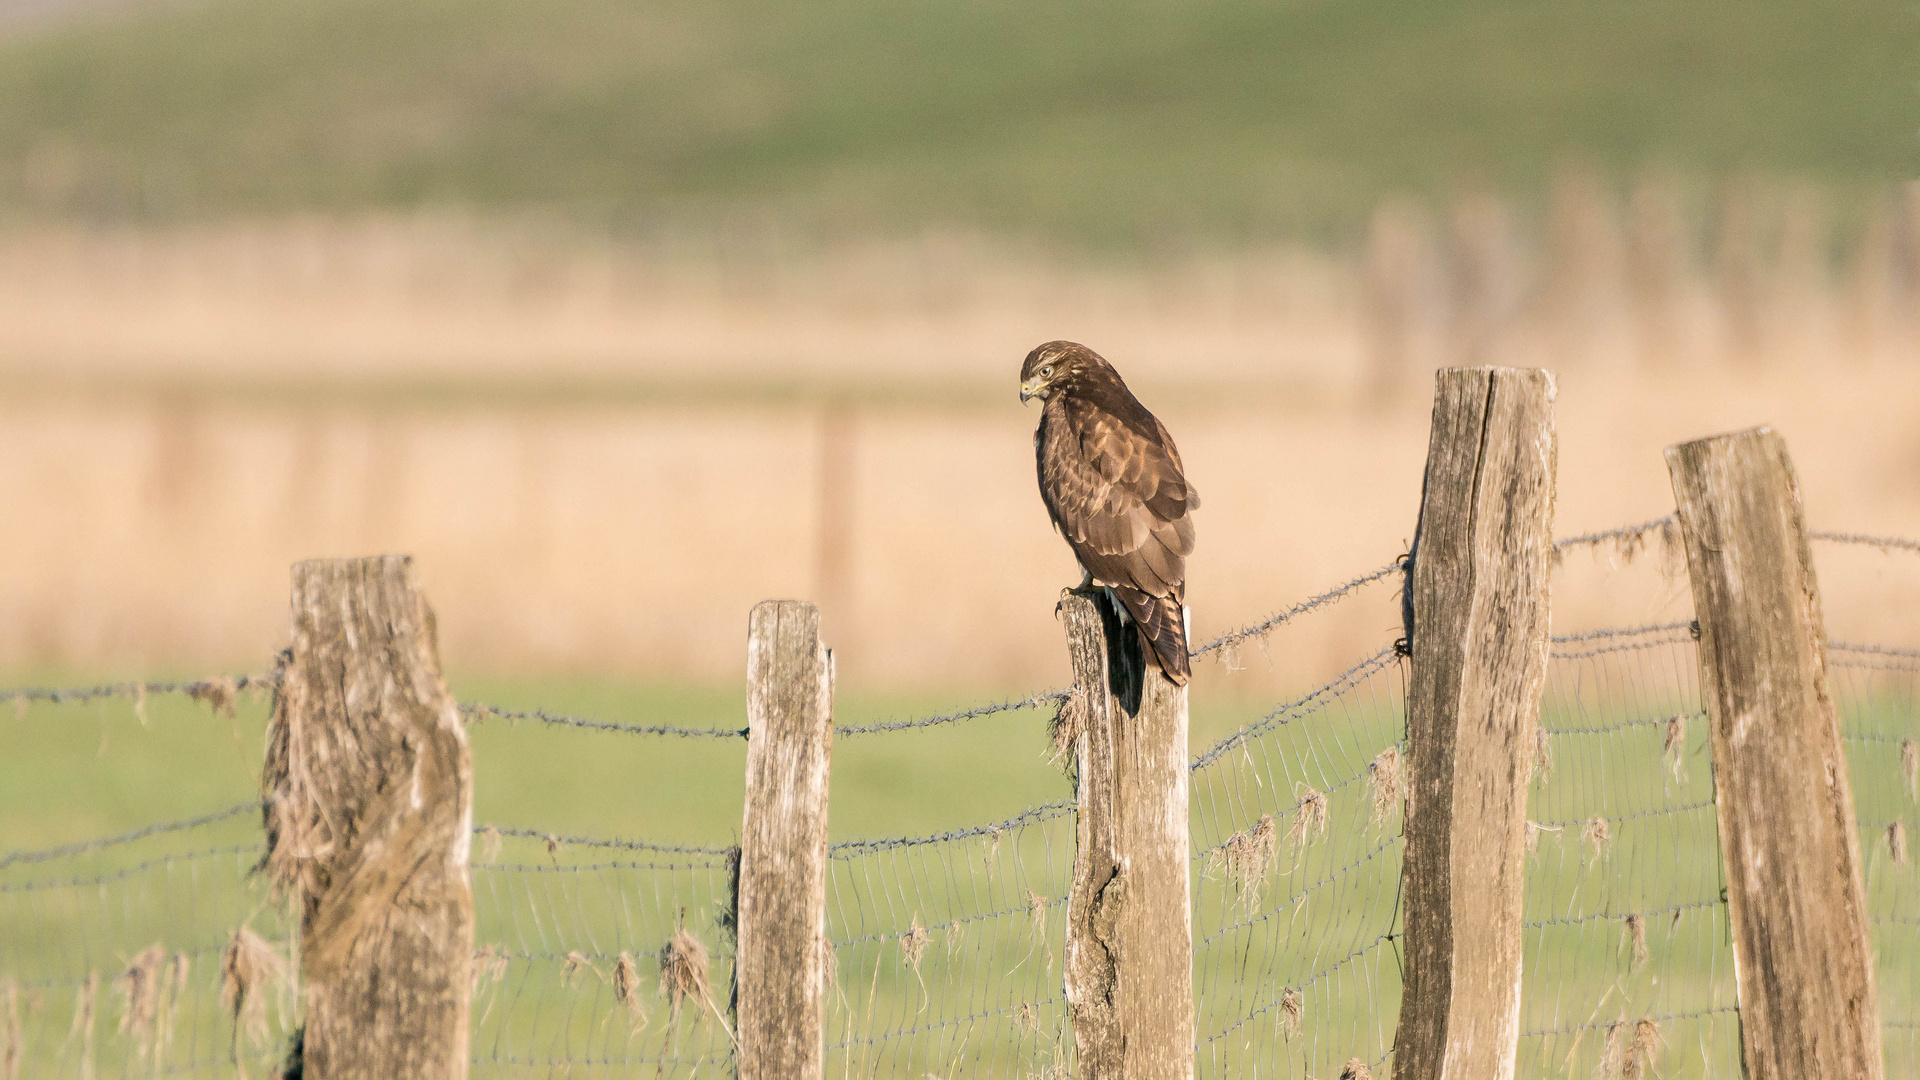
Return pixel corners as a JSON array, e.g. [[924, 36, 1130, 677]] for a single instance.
[[612, 952, 649, 1029], [1623, 914, 1649, 971], [190, 677, 238, 718], [1278, 987, 1303, 1041], [1904, 740, 1918, 803], [1623, 1018, 1662, 1079], [1208, 814, 1277, 908], [1048, 689, 1085, 773], [117, 944, 165, 1057], [1367, 747, 1402, 827], [1582, 817, 1613, 864], [1287, 787, 1329, 853], [561, 951, 598, 987], [1663, 715, 1687, 783], [220, 927, 285, 1070], [658, 910, 734, 1048], [1891, 821, 1909, 867], [1338, 1058, 1372, 1080], [1014, 1001, 1039, 1037], [1534, 727, 1555, 782], [69, 971, 97, 1080], [3, 977, 20, 1080]]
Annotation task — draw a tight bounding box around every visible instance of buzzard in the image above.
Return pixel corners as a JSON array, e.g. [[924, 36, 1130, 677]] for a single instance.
[[1020, 341, 1198, 684]]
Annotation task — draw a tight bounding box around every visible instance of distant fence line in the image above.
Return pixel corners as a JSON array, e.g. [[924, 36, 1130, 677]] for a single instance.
[[3, 369, 1920, 1077]]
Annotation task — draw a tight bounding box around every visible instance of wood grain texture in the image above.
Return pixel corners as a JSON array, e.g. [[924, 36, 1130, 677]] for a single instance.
[[735, 600, 832, 1080], [1061, 592, 1193, 1080], [1666, 427, 1883, 1080], [1393, 367, 1556, 1080], [262, 555, 473, 1080]]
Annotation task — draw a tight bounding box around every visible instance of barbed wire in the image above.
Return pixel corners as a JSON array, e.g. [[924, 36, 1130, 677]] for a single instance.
[[0, 844, 260, 893], [460, 701, 747, 739], [0, 673, 274, 708], [835, 688, 1071, 736], [1523, 1005, 1739, 1038], [1191, 644, 1402, 771], [1553, 515, 1676, 553], [0, 798, 259, 869], [826, 800, 1074, 859], [1811, 530, 1920, 555], [1191, 558, 1405, 660], [475, 824, 733, 857]]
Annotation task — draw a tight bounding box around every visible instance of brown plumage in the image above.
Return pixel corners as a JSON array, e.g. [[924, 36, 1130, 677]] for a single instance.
[[1020, 341, 1198, 684]]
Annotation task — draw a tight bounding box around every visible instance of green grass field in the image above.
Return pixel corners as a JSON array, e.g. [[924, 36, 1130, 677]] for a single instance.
[[0, 0, 1913, 246], [3, 632, 1917, 1078]]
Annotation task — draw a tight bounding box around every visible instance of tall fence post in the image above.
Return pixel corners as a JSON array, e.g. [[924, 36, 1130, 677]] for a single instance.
[[735, 601, 833, 1080], [1393, 367, 1556, 1080], [1061, 592, 1193, 1080], [1666, 427, 1883, 1080], [260, 555, 474, 1080]]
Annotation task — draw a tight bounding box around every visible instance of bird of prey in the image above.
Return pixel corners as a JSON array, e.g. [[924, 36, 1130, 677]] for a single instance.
[[1020, 341, 1198, 685]]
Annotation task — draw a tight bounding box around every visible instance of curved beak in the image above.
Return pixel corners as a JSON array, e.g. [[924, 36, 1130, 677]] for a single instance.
[[1019, 379, 1042, 404]]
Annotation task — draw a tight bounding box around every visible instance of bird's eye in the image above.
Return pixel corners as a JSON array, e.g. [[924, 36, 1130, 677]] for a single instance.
[[1041, 366, 1053, 377]]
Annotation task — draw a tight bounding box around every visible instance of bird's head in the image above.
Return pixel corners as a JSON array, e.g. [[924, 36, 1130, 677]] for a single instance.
[[1019, 340, 1100, 404]]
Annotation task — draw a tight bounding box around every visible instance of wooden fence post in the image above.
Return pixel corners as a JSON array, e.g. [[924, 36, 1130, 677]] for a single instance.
[[1393, 367, 1556, 1080], [260, 555, 474, 1080], [1061, 592, 1193, 1080], [735, 601, 832, 1080], [1666, 427, 1883, 1080]]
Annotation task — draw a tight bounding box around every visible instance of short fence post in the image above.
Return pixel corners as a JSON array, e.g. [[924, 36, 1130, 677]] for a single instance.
[[1393, 367, 1556, 1080], [735, 601, 833, 1080], [1666, 427, 1883, 1080], [260, 555, 474, 1080], [1060, 593, 1193, 1080]]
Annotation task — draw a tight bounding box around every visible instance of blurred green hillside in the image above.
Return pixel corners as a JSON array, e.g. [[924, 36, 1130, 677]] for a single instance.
[[0, 0, 1913, 248]]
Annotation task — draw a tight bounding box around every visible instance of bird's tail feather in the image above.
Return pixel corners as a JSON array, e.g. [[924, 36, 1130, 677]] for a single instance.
[[1110, 586, 1191, 686]]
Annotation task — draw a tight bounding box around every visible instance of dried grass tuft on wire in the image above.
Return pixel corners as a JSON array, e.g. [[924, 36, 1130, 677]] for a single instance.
[[1048, 688, 1086, 773], [3, 977, 19, 1080], [1623, 914, 1649, 971], [117, 943, 167, 1058], [69, 971, 97, 1080], [1367, 746, 1402, 827], [612, 952, 650, 1029], [1534, 727, 1555, 782], [658, 910, 734, 1049], [1209, 814, 1277, 908], [1905, 739, 1918, 803], [1287, 786, 1329, 854], [1338, 1057, 1373, 1080], [1582, 817, 1612, 864], [1278, 987, 1303, 1041], [189, 676, 239, 718], [1891, 821, 1909, 866], [220, 928, 284, 1061], [1663, 715, 1687, 782]]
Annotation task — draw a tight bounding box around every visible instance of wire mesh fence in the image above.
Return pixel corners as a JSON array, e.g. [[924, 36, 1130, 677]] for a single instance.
[[1, 525, 1916, 1078], [0, 803, 297, 1079]]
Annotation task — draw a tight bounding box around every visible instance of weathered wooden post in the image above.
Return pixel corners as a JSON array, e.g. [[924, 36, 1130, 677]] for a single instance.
[[1393, 367, 1556, 1080], [260, 555, 474, 1080], [734, 601, 833, 1080], [1060, 592, 1193, 1080], [1666, 427, 1883, 1080]]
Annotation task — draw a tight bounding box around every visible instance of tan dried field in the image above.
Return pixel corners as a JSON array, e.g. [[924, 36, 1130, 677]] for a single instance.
[[1, 219, 1916, 692]]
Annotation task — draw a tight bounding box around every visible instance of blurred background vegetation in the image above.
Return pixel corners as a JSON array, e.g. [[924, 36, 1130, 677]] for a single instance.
[[0, 0, 1912, 249]]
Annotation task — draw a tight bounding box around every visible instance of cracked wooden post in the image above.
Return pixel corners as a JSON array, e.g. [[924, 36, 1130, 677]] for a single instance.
[[735, 601, 832, 1080], [261, 555, 474, 1080], [1061, 592, 1193, 1080], [1666, 427, 1883, 1080], [1393, 367, 1556, 1080]]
